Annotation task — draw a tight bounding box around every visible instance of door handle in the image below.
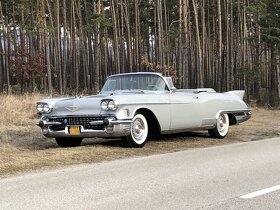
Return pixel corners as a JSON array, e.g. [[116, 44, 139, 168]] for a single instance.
[[193, 96, 199, 99]]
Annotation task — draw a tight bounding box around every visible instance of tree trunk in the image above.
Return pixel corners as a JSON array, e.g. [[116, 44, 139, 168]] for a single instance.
[[178, 0, 183, 88], [0, 1, 10, 93], [182, 0, 189, 87], [124, 0, 132, 72], [192, 0, 203, 87], [55, 0, 62, 94], [41, 0, 52, 95], [217, 0, 223, 91], [93, 0, 101, 93], [110, 0, 120, 74], [62, 0, 67, 92], [225, 0, 230, 91], [156, 0, 164, 68], [134, 0, 141, 71]]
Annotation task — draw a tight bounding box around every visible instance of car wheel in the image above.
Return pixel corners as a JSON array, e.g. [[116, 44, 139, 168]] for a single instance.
[[208, 113, 229, 139], [55, 138, 83, 147], [122, 113, 148, 148]]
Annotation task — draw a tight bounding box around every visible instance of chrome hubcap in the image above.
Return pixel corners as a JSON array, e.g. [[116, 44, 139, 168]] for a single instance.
[[132, 119, 145, 142], [218, 116, 226, 132], [217, 114, 229, 136]]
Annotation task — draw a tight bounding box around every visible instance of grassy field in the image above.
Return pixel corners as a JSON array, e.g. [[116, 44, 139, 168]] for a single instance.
[[0, 94, 280, 177]]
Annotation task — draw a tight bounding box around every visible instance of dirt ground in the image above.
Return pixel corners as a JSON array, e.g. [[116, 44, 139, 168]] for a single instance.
[[0, 107, 280, 177]]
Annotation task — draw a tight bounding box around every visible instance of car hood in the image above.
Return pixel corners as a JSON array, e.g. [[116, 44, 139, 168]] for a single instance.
[[38, 91, 150, 116], [39, 94, 107, 116]]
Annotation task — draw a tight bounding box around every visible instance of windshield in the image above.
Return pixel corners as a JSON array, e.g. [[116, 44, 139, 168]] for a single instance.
[[101, 74, 169, 92]]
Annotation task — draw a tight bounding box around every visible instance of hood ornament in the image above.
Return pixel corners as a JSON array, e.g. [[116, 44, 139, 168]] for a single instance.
[[66, 106, 79, 112]]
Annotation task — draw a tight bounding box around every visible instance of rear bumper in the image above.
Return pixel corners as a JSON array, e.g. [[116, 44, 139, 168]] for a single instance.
[[232, 110, 252, 124], [38, 117, 133, 138], [217, 109, 251, 125]]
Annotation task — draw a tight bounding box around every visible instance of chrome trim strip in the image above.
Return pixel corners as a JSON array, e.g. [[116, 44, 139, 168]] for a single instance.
[[110, 120, 133, 125], [44, 121, 63, 125], [89, 119, 133, 126], [89, 121, 104, 125], [36, 121, 62, 126]]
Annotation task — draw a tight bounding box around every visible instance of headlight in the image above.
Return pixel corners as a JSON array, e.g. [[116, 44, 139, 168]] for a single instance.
[[43, 104, 52, 113], [36, 103, 53, 114], [36, 104, 44, 112], [101, 100, 118, 111], [108, 100, 117, 110], [101, 101, 109, 110]]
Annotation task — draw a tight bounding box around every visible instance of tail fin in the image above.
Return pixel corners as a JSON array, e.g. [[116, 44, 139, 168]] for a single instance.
[[226, 90, 245, 99]]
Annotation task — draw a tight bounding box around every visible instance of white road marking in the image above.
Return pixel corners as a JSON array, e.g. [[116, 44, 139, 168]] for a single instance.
[[240, 185, 280, 199]]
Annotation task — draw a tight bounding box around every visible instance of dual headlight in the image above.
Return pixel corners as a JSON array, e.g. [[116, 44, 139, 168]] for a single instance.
[[36, 103, 53, 114], [101, 100, 118, 111]]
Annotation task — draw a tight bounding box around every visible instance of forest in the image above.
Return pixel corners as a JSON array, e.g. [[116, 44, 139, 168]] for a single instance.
[[0, 0, 279, 106]]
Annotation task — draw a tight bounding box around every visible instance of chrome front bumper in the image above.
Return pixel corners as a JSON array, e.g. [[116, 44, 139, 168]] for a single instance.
[[37, 117, 133, 138]]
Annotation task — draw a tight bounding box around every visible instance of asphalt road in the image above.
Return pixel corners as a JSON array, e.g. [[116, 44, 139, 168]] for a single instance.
[[1, 137, 280, 210]]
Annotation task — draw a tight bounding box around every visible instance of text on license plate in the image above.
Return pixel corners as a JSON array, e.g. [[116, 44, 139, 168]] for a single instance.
[[69, 126, 81, 135]]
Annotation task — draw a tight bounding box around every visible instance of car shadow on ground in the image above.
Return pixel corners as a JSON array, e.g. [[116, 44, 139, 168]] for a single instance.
[[97, 131, 211, 147], [1, 128, 214, 150]]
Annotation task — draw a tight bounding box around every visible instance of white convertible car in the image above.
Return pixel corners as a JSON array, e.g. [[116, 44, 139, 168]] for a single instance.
[[36, 72, 251, 147]]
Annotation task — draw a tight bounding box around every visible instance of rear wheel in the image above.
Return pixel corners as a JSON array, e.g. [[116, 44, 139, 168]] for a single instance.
[[208, 113, 229, 139], [55, 137, 83, 147], [122, 113, 148, 148]]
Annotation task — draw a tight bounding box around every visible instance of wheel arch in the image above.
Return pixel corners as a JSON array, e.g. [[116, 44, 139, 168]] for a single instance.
[[227, 113, 237, 125], [216, 110, 237, 126], [134, 108, 161, 137]]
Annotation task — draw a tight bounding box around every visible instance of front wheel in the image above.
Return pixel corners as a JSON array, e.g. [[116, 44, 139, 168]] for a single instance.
[[55, 137, 83, 147], [121, 113, 148, 148], [208, 113, 229, 139]]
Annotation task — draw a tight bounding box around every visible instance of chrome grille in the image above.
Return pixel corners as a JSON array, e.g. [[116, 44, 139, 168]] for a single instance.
[[48, 115, 110, 131]]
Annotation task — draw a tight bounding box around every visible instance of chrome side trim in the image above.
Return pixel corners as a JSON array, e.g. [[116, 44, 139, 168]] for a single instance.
[[161, 125, 215, 134]]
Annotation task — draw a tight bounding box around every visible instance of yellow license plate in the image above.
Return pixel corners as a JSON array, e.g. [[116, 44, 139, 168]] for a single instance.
[[69, 126, 80, 135]]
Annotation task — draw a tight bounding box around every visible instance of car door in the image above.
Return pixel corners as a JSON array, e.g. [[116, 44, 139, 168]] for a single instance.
[[169, 91, 202, 130]]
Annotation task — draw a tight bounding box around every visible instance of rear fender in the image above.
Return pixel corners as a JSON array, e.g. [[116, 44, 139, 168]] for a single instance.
[[226, 90, 245, 100]]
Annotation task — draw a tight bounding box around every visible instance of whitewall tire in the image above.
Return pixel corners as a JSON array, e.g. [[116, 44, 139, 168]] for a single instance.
[[208, 113, 229, 139], [122, 113, 148, 147]]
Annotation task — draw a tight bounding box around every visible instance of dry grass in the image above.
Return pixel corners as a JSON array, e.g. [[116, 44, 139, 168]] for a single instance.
[[0, 94, 280, 177], [0, 93, 42, 127]]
